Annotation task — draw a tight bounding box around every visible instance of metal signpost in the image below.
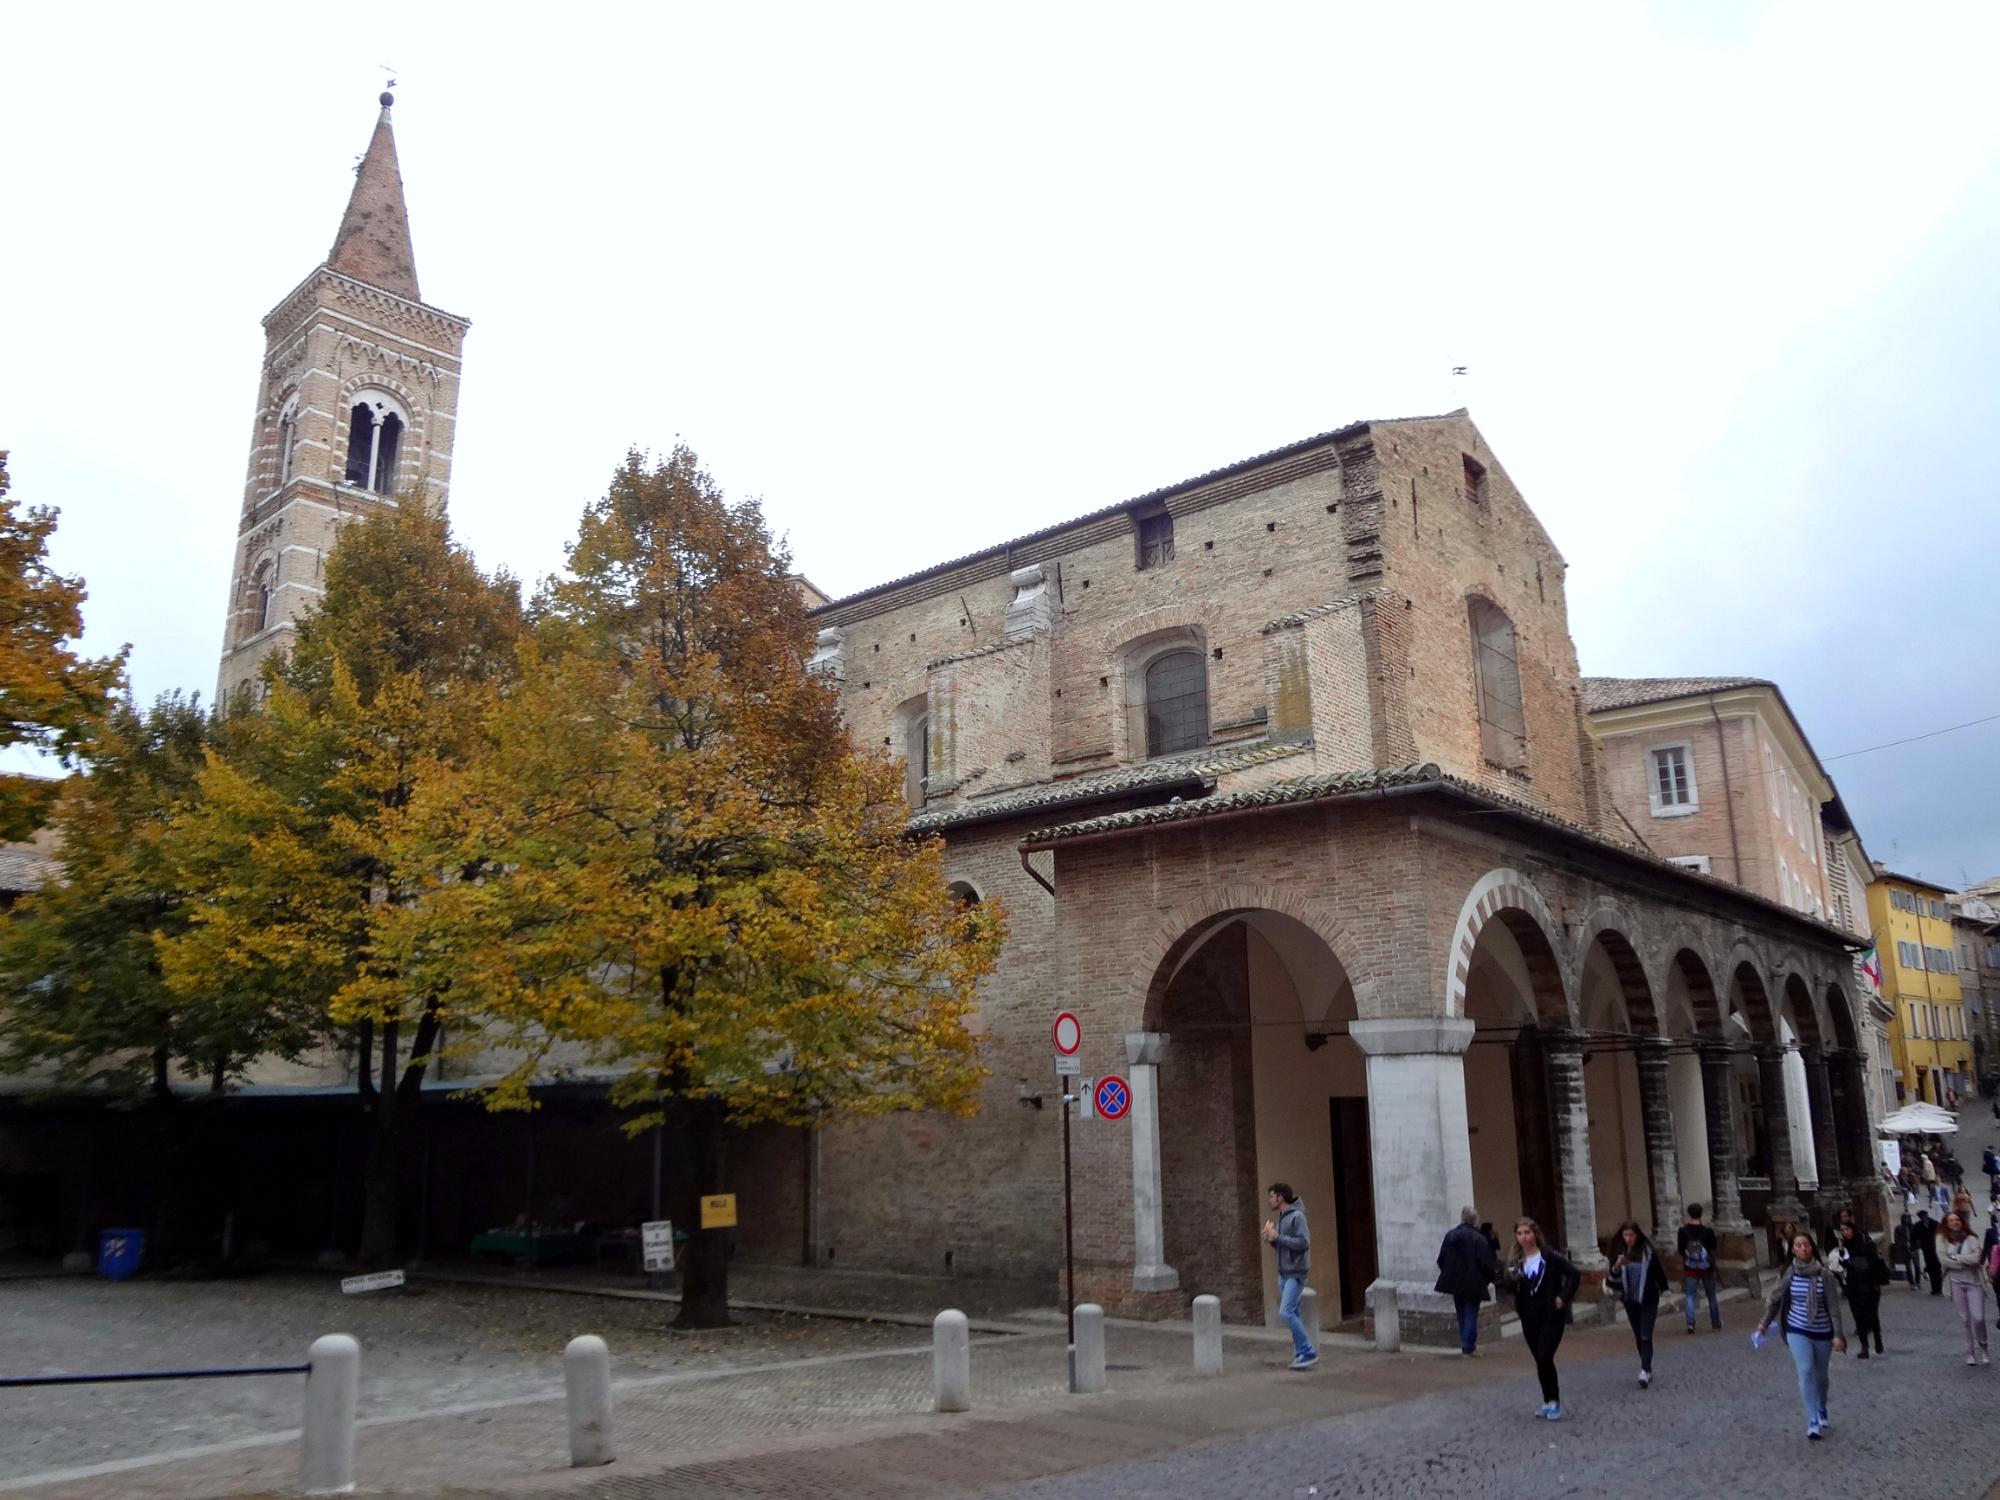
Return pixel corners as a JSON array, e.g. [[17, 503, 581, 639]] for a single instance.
[[1052, 1010, 1080, 1390]]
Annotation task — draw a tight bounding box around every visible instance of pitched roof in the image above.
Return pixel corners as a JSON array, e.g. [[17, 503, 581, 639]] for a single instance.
[[327, 96, 420, 301], [1580, 676, 1772, 713], [811, 414, 1470, 617], [908, 740, 1312, 835], [0, 839, 59, 895], [1019, 763, 1865, 946]]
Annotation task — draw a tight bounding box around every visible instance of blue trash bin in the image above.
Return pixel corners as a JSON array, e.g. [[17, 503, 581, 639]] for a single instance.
[[98, 1229, 146, 1281]]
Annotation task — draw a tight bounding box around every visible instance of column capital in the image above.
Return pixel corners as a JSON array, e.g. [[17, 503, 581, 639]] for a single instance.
[[1633, 1035, 1673, 1061], [1125, 1031, 1168, 1067], [1348, 1017, 1474, 1057], [1540, 1028, 1587, 1055], [1695, 1036, 1737, 1063]]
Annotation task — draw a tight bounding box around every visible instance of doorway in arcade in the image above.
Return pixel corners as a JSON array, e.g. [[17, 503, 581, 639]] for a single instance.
[[1148, 909, 1372, 1326]]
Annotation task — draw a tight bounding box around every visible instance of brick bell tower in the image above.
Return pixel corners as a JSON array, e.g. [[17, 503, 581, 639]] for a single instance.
[[216, 91, 470, 705]]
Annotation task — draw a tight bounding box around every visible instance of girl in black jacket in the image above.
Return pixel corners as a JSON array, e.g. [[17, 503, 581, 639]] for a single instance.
[[1505, 1218, 1582, 1420], [1610, 1220, 1669, 1387], [1831, 1220, 1888, 1357]]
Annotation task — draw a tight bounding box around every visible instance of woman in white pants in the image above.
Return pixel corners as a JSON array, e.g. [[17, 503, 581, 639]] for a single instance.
[[1939, 1210, 1990, 1365]]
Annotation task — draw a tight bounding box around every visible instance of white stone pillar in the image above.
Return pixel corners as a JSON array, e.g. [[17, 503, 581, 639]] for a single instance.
[[1351, 1018, 1476, 1331], [1125, 1031, 1178, 1292], [1544, 1032, 1607, 1270]]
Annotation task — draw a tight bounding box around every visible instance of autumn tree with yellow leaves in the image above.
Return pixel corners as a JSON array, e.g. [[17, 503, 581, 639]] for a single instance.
[[375, 448, 1001, 1324], [0, 452, 125, 838], [157, 499, 522, 1266]]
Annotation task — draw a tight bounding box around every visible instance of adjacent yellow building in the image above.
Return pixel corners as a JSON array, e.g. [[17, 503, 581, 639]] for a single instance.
[[1867, 867, 1971, 1103]]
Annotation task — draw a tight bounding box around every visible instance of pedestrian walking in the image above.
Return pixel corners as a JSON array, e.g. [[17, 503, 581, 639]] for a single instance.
[[1503, 1218, 1580, 1421], [1610, 1220, 1667, 1387], [1435, 1205, 1498, 1357], [1896, 1214, 1921, 1287], [1677, 1203, 1722, 1332], [1938, 1209, 1990, 1366], [1916, 1209, 1944, 1294], [1261, 1182, 1317, 1370], [1923, 1151, 1939, 1186], [1830, 1220, 1887, 1358], [1755, 1230, 1848, 1441]]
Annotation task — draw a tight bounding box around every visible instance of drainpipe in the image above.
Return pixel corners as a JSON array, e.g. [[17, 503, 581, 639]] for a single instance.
[[1705, 694, 1746, 888]]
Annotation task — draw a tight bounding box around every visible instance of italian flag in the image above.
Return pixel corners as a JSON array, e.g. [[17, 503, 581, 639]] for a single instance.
[[1859, 947, 1883, 995]]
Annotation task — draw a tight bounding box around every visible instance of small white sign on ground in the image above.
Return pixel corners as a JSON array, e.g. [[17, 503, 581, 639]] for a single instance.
[[341, 1269, 405, 1295], [642, 1219, 676, 1272]]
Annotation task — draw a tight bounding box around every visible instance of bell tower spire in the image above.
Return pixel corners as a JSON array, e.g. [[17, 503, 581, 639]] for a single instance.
[[214, 90, 470, 706], [327, 92, 422, 300]]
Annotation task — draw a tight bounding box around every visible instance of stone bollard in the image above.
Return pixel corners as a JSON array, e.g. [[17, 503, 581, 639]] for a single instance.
[[933, 1310, 971, 1412], [1191, 1294, 1223, 1377], [300, 1333, 360, 1495], [1073, 1303, 1107, 1394], [1300, 1287, 1321, 1350], [564, 1335, 615, 1468], [1373, 1285, 1401, 1353]]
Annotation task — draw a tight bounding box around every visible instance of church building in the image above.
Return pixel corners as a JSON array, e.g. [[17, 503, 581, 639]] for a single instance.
[[803, 416, 1880, 1338]]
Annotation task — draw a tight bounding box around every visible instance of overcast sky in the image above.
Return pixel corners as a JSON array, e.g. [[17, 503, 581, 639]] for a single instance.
[[4, 1, 1996, 886]]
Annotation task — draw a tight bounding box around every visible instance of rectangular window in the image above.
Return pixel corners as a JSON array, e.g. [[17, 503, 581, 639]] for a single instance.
[[1468, 598, 1528, 770], [1134, 511, 1174, 571], [1911, 1003, 1923, 1037], [1764, 744, 1778, 814], [1648, 744, 1696, 815], [1462, 454, 1487, 505], [1667, 854, 1712, 874]]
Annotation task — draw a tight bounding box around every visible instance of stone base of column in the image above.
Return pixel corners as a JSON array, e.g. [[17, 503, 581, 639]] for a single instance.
[[1130, 1265, 1180, 1293], [1363, 1281, 1461, 1348]]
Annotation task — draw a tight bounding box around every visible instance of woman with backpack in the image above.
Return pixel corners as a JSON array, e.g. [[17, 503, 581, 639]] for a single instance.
[[1938, 1209, 1990, 1365], [1609, 1220, 1668, 1387], [1755, 1230, 1848, 1440], [1829, 1219, 1887, 1358], [1503, 1218, 1581, 1421]]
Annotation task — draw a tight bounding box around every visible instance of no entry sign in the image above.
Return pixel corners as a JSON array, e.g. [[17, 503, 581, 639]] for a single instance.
[[1052, 1011, 1082, 1055], [1094, 1075, 1131, 1121]]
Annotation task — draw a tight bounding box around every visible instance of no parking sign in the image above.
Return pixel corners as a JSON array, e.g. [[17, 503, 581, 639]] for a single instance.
[[1094, 1075, 1131, 1121]]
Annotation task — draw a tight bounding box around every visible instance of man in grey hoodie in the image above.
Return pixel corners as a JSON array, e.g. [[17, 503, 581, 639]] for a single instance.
[[1263, 1183, 1318, 1369]]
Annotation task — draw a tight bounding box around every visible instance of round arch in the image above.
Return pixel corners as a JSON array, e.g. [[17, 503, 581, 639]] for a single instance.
[[1445, 868, 1569, 1023]]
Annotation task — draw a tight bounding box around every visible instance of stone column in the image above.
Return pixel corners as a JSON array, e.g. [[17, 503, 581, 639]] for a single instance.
[[1831, 1049, 1889, 1232], [1800, 1048, 1846, 1209], [1757, 1047, 1807, 1224], [1124, 1031, 1178, 1293], [1634, 1038, 1683, 1236], [1351, 1018, 1476, 1330], [1697, 1042, 1750, 1236], [1543, 1032, 1606, 1269]]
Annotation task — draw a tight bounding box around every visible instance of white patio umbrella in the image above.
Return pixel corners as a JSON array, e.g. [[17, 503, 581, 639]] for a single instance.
[[1877, 1102, 1958, 1136]]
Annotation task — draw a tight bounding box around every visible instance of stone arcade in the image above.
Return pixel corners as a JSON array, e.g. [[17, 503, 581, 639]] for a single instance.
[[805, 414, 1878, 1342]]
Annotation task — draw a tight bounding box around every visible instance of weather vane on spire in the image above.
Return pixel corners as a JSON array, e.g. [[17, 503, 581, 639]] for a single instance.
[[379, 68, 399, 109]]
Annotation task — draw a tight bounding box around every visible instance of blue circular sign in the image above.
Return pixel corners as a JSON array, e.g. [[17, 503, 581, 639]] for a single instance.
[[1095, 1075, 1131, 1121]]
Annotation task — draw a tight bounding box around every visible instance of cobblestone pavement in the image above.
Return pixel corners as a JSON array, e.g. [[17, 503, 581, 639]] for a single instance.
[[11, 1269, 2000, 1499], [0, 1273, 921, 1487], [981, 1279, 2000, 1500]]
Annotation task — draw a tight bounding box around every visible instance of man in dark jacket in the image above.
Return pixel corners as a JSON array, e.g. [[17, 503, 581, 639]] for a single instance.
[[1676, 1204, 1722, 1332], [1915, 1209, 1944, 1294], [1435, 1205, 1498, 1355]]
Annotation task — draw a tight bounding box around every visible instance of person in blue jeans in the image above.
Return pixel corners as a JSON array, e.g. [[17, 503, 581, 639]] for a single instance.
[[1263, 1183, 1317, 1369], [1435, 1206, 1498, 1355], [1756, 1230, 1847, 1440], [1676, 1203, 1722, 1332]]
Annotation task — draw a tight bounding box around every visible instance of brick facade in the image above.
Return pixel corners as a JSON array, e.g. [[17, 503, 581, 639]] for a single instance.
[[806, 414, 1874, 1340]]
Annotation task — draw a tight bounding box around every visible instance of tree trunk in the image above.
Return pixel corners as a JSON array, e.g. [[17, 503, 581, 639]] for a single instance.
[[354, 1003, 440, 1269], [674, 1098, 732, 1329], [357, 1102, 406, 1268]]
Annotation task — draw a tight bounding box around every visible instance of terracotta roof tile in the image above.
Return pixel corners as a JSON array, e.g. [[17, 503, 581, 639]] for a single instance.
[[1581, 676, 1772, 712]]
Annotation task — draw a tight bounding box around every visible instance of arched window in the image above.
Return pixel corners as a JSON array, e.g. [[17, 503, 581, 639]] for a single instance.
[[894, 694, 932, 809], [275, 398, 299, 489], [1467, 596, 1526, 769], [1144, 650, 1208, 758], [342, 392, 407, 496]]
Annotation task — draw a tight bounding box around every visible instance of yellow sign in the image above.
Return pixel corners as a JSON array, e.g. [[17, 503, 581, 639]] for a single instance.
[[700, 1194, 738, 1229]]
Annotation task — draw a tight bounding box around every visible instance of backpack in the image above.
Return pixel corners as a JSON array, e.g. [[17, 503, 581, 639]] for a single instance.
[[1683, 1236, 1711, 1273], [1988, 1242, 2000, 1279]]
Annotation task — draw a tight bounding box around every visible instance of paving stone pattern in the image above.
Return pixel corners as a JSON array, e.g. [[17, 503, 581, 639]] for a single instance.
[[984, 1281, 2000, 1500]]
